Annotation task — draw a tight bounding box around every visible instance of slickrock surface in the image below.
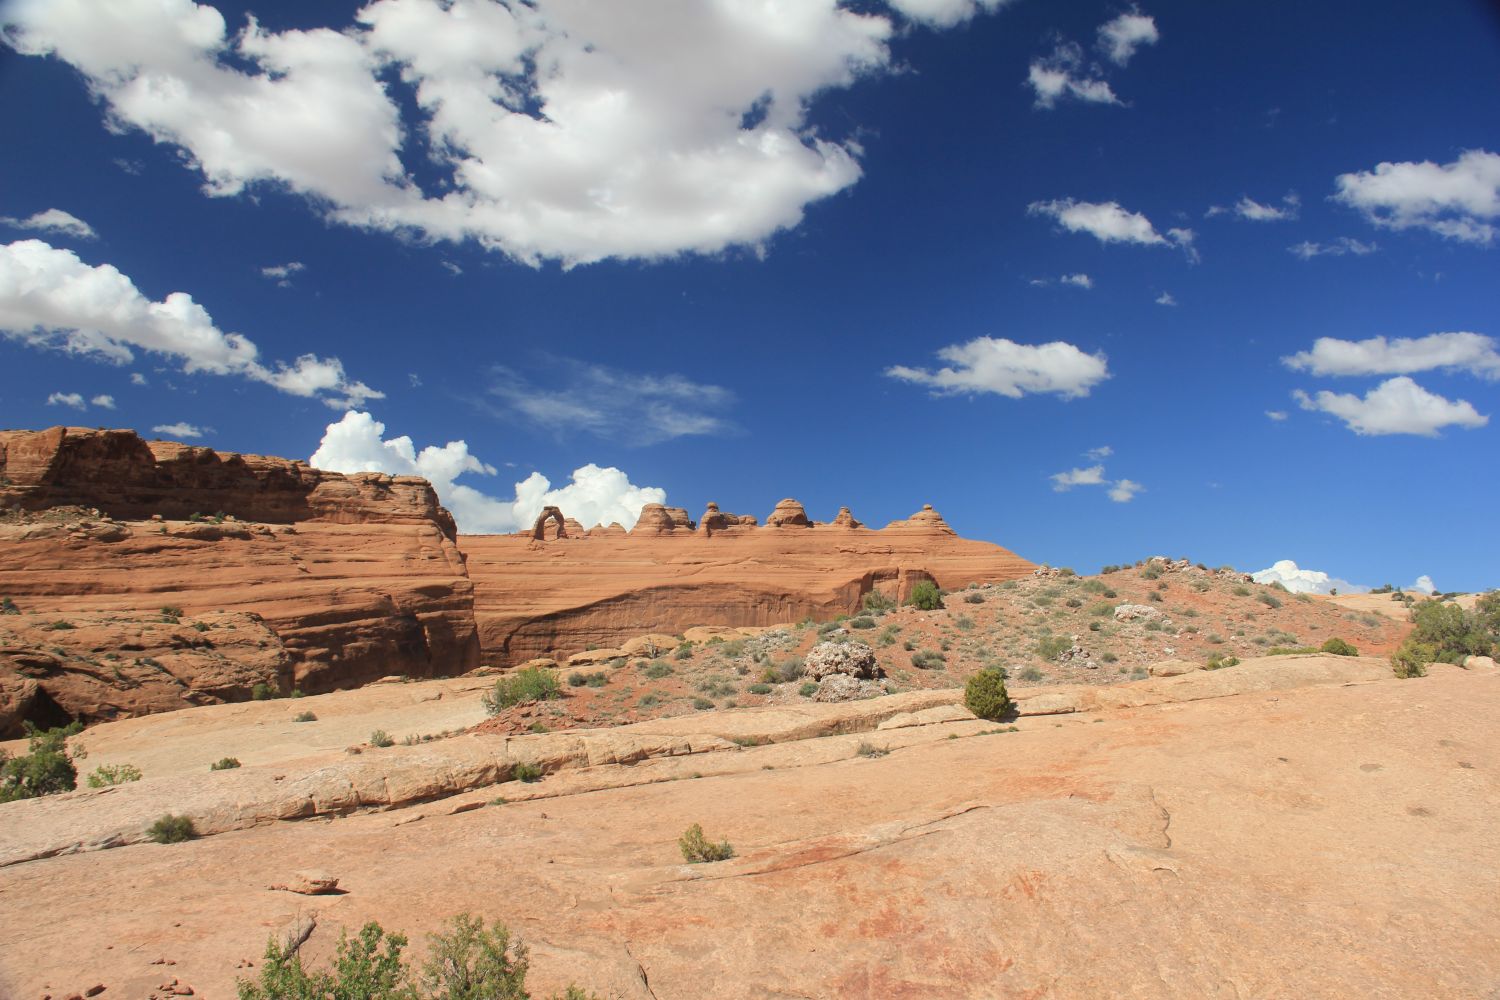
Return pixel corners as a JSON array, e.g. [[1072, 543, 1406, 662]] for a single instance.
[[462, 501, 1035, 665], [0, 658, 1495, 999]]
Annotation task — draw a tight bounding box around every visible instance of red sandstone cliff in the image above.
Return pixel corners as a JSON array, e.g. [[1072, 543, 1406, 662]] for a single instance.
[[0, 428, 480, 735], [462, 499, 1036, 665], [2, 427, 1037, 731]]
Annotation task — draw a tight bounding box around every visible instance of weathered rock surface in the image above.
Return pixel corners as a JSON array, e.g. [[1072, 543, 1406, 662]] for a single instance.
[[463, 499, 1034, 665], [1, 429, 480, 727], [0, 610, 288, 738], [1, 656, 1495, 999], [0, 426, 457, 533]]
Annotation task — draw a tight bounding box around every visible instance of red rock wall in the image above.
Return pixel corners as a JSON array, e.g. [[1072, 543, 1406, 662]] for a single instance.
[[0, 427, 457, 536], [463, 502, 1036, 665]]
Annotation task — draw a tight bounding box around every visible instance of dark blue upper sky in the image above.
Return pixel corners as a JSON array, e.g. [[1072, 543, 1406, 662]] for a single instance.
[[1, 0, 1497, 592]]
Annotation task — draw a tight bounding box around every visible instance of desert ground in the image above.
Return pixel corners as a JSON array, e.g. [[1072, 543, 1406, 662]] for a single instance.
[[2, 650, 1497, 999]]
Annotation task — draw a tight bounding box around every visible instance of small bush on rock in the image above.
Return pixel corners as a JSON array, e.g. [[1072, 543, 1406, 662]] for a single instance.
[[862, 590, 896, 612], [907, 580, 943, 611], [211, 757, 242, 771], [1320, 637, 1359, 657], [0, 721, 83, 803], [370, 730, 395, 748], [513, 762, 543, 783], [679, 823, 734, 863], [964, 668, 1013, 721], [87, 763, 142, 787], [294, 711, 317, 723], [148, 814, 195, 844], [483, 667, 562, 715]]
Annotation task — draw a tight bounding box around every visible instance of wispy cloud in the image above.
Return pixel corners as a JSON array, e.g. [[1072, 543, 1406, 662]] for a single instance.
[[1289, 237, 1377, 259], [485, 359, 735, 445]]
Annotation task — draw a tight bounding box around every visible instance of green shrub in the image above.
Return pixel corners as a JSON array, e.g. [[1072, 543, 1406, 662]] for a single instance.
[[910, 649, 947, 670], [954, 614, 975, 631], [1391, 641, 1432, 679], [87, 763, 142, 787], [0, 721, 83, 802], [567, 671, 608, 688], [1404, 600, 1494, 663], [1320, 637, 1359, 657], [1081, 580, 1108, 594], [747, 683, 772, 694], [45, 620, 76, 630], [1147, 592, 1163, 603], [1064, 597, 1082, 608], [1088, 602, 1113, 617], [798, 681, 818, 697], [148, 814, 195, 844], [1266, 646, 1318, 656], [679, 823, 734, 863], [638, 693, 660, 708], [642, 660, 673, 679], [1140, 566, 1162, 581], [251, 682, 275, 701], [482, 667, 562, 714], [964, 668, 1013, 721], [1087, 621, 1102, 632], [0, 596, 19, 614], [1232, 585, 1251, 597], [160, 605, 184, 618], [370, 730, 395, 748], [1257, 592, 1283, 609], [294, 711, 317, 723], [964, 592, 985, 604], [849, 616, 876, 630], [211, 757, 241, 771], [674, 643, 693, 660], [692, 697, 714, 710], [862, 590, 896, 612], [513, 762, 543, 783], [1034, 635, 1071, 660], [907, 580, 943, 611], [855, 741, 890, 758], [1018, 666, 1043, 682], [1205, 654, 1239, 671], [1100, 652, 1118, 664]]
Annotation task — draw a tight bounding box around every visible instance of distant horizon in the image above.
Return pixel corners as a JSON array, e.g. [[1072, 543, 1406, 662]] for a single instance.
[[2, 0, 1497, 592]]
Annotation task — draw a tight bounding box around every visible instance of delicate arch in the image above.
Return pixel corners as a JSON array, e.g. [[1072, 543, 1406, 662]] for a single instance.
[[531, 505, 567, 540]]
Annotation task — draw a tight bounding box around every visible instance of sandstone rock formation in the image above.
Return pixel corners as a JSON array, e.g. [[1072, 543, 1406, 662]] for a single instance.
[[463, 499, 1034, 665], [1, 429, 480, 729], [0, 426, 457, 534]]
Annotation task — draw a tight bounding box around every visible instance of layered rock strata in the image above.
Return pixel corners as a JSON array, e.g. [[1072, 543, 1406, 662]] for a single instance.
[[462, 500, 1035, 665], [0, 429, 480, 730]]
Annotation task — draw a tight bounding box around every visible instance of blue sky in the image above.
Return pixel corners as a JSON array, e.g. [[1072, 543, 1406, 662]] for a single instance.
[[1, 0, 1497, 592]]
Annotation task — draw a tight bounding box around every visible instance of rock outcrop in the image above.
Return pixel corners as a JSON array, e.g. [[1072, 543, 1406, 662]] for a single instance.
[[0, 427, 457, 535], [463, 499, 1034, 665], [0, 429, 480, 730]]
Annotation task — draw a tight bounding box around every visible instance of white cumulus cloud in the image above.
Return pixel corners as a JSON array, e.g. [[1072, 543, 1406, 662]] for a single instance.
[[1097, 10, 1158, 66], [46, 391, 86, 409], [1050, 465, 1105, 491], [0, 239, 380, 408], [887, 336, 1109, 400], [1107, 478, 1144, 503], [309, 410, 666, 533], [1283, 332, 1500, 380], [1155, 291, 1177, 306], [1266, 410, 1288, 421], [885, 0, 1012, 29], [90, 394, 115, 409], [0, 208, 98, 240], [260, 261, 305, 286], [152, 421, 205, 438], [1410, 574, 1437, 595], [1, 0, 1021, 267], [1251, 559, 1367, 595], [1029, 199, 1194, 259], [1085, 445, 1112, 461], [1334, 149, 1500, 244], [1293, 377, 1488, 437], [1026, 41, 1119, 109]]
